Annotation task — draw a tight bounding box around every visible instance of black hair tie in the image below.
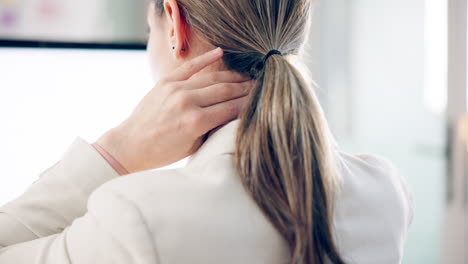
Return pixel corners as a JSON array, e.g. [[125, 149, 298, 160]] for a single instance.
[[249, 49, 283, 78], [262, 49, 282, 64]]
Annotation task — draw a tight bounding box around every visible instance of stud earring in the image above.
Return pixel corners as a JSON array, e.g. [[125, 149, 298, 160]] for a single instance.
[[171, 46, 186, 52]]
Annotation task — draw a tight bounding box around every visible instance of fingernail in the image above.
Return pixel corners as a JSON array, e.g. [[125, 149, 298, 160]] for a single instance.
[[212, 47, 222, 54]]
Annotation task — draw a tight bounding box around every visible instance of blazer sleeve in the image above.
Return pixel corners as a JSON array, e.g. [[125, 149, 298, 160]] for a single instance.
[[0, 187, 158, 264], [0, 137, 121, 248]]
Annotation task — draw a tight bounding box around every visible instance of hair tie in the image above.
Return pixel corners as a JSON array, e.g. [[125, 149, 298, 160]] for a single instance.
[[249, 49, 283, 78], [262, 49, 283, 64]]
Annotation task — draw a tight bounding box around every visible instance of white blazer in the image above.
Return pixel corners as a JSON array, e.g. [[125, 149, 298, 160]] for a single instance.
[[0, 119, 413, 264]]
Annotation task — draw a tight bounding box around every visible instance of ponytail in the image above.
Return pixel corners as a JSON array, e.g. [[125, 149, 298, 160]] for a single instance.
[[154, 0, 346, 262], [234, 53, 345, 264]]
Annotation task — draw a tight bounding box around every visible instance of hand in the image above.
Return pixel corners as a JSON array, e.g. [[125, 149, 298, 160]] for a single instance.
[[97, 47, 253, 173]]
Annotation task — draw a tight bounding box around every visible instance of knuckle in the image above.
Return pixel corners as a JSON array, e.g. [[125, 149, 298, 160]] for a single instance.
[[208, 73, 218, 84], [236, 83, 248, 95], [175, 92, 192, 109], [243, 82, 253, 93], [185, 62, 197, 73], [158, 77, 169, 86], [221, 84, 235, 98], [185, 112, 204, 130], [166, 83, 177, 92], [226, 101, 239, 115]]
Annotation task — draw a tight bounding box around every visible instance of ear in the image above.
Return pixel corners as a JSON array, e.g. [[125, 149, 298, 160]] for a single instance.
[[164, 0, 189, 59]]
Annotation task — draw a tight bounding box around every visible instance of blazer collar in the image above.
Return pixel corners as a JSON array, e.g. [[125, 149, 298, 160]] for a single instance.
[[186, 119, 240, 167], [185, 118, 339, 168]]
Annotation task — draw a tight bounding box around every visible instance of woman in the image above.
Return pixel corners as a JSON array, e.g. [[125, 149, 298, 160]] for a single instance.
[[0, 0, 413, 263]]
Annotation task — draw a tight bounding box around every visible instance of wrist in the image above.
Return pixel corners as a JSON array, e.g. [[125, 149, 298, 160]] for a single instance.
[[96, 127, 131, 175], [92, 142, 129, 176]]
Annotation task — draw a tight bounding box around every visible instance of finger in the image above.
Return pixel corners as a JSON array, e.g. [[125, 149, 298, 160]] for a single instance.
[[181, 71, 251, 90], [191, 80, 253, 107], [195, 96, 250, 135], [164, 47, 224, 82]]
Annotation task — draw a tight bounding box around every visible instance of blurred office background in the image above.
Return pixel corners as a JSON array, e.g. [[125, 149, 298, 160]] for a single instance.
[[0, 0, 466, 263]]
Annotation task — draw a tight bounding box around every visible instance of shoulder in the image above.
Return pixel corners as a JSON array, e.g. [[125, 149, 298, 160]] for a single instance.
[[337, 150, 398, 175], [87, 154, 289, 263], [91, 154, 272, 231], [93, 155, 240, 211], [333, 150, 414, 263], [337, 151, 412, 209], [336, 150, 414, 229]]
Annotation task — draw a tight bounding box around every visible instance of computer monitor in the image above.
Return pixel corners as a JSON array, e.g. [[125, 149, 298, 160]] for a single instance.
[[0, 46, 190, 205]]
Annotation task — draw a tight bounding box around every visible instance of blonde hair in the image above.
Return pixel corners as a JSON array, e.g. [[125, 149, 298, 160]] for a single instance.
[[156, 0, 344, 263]]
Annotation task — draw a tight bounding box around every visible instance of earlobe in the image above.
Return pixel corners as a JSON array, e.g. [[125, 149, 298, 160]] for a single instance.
[[164, 0, 188, 59]]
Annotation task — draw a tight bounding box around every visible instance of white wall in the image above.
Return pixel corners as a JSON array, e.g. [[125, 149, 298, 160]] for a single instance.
[[311, 0, 445, 263], [348, 2, 444, 263]]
